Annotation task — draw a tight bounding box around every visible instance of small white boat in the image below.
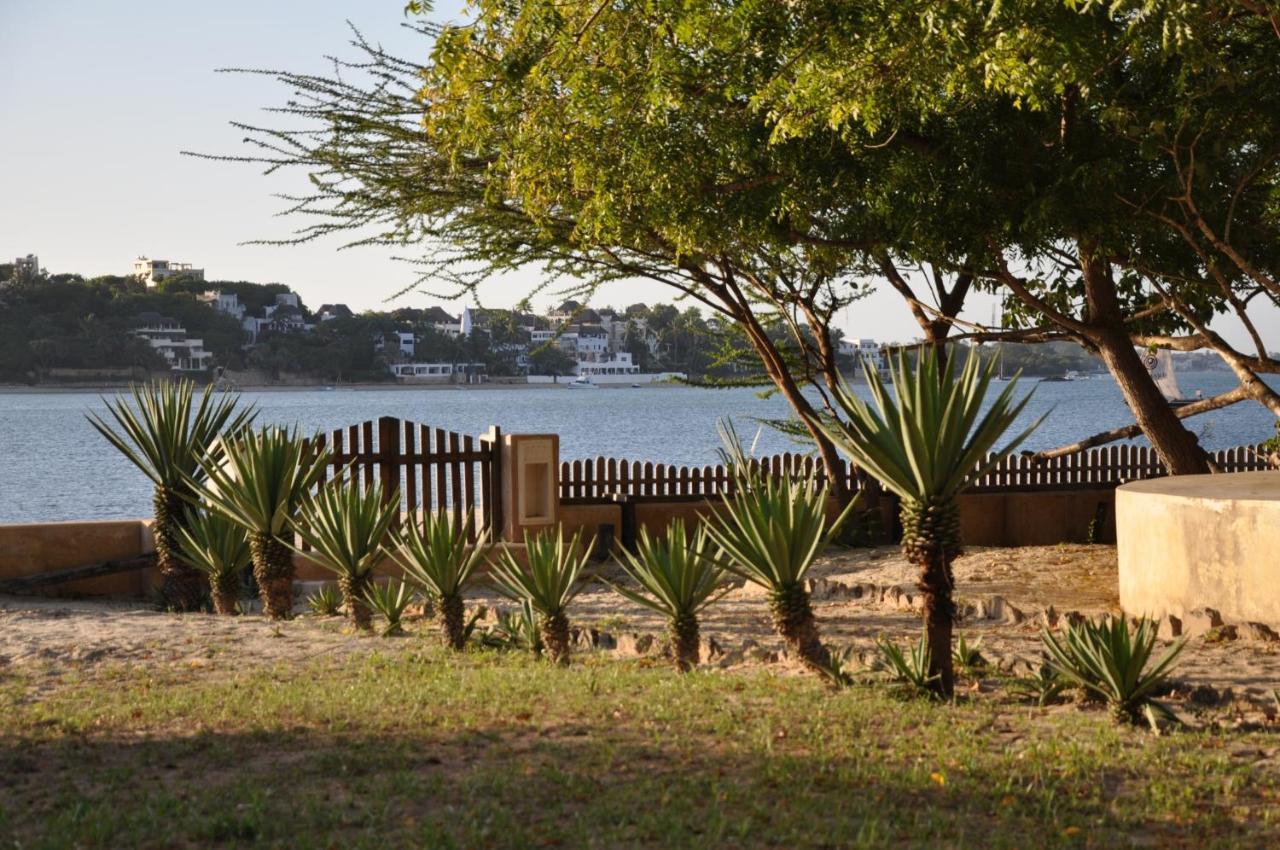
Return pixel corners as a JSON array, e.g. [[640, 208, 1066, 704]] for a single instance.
[[566, 376, 599, 389]]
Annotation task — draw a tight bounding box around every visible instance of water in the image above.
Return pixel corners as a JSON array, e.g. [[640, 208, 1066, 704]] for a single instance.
[[0, 371, 1274, 523]]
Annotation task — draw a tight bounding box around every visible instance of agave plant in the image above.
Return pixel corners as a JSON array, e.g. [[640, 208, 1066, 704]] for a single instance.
[[489, 527, 590, 664], [306, 584, 343, 616], [173, 508, 251, 615], [822, 348, 1041, 696], [876, 635, 940, 699], [190, 426, 330, 620], [1041, 615, 1186, 726], [482, 600, 544, 654], [607, 520, 728, 672], [291, 478, 399, 631], [364, 579, 416, 637], [702, 446, 855, 675], [88, 379, 254, 611], [394, 509, 491, 649]]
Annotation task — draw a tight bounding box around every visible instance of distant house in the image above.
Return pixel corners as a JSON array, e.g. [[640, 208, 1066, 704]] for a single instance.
[[130, 312, 212, 371], [197, 290, 245, 321], [838, 338, 886, 373], [132, 256, 204, 288], [317, 303, 353, 322], [389, 362, 487, 383], [575, 352, 640, 376], [549, 299, 600, 326]]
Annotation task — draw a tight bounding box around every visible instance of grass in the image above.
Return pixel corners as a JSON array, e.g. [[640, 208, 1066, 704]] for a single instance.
[[1, 648, 1277, 848]]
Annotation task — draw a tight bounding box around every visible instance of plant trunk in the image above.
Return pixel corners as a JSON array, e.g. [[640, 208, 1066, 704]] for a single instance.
[[211, 589, 239, 616], [768, 583, 830, 673], [901, 499, 960, 698], [153, 487, 205, 612], [338, 572, 373, 632], [669, 613, 700, 672], [540, 611, 571, 665], [440, 593, 465, 650], [249, 532, 295, 620]]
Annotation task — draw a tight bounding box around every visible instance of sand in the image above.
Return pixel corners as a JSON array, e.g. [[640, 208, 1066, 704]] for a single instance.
[[2, 544, 1276, 720]]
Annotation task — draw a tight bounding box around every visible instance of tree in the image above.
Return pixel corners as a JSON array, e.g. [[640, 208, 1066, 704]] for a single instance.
[[760, 0, 1280, 471], [528, 344, 577, 377]]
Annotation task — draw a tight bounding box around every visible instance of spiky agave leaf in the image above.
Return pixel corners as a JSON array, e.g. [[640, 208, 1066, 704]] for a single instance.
[[291, 478, 400, 583], [821, 348, 1042, 506], [87, 379, 256, 492], [306, 585, 343, 616], [363, 579, 417, 637], [174, 507, 251, 612], [393, 508, 490, 600], [489, 527, 590, 663], [606, 519, 729, 671], [876, 635, 940, 699], [1041, 615, 1187, 725], [393, 508, 491, 649]]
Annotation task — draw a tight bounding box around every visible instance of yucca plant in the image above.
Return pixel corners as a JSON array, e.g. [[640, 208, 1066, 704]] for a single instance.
[[291, 478, 399, 631], [703, 444, 855, 675], [482, 600, 544, 654], [394, 509, 491, 649], [1010, 662, 1072, 707], [952, 634, 986, 677], [607, 520, 728, 672], [173, 508, 251, 615], [364, 579, 416, 637], [306, 585, 343, 616], [489, 527, 590, 664], [876, 635, 940, 699], [88, 379, 254, 611], [1041, 615, 1186, 726], [822, 348, 1041, 696], [190, 426, 330, 620]]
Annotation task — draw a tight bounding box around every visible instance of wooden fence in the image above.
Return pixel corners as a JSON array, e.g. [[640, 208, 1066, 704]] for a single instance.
[[559, 442, 1272, 505], [316, 416, 502, 539]]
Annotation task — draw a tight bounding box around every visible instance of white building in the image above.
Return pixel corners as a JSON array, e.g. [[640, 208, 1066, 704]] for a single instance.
[[576, 352, 640, 376], [389, 362, 486, 383], [12, 254, 40, 280], [197, 290, 245, 321], [132, 257, 204, 287], [839, 338, 886, 373], [131, 312, 212, 371]]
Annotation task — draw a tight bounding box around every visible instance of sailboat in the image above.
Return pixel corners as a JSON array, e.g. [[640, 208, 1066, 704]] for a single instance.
[[1142, 349, 1196, 408]]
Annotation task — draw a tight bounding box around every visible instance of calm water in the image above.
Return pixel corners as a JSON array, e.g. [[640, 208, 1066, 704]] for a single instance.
[[0, 372, 1274, 523]]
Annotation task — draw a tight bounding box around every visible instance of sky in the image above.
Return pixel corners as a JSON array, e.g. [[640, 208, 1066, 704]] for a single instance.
[[1, 0, 1273, 349]]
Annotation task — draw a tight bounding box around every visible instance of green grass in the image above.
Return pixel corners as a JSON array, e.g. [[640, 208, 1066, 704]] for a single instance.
[[0, 649, 1277, 848]]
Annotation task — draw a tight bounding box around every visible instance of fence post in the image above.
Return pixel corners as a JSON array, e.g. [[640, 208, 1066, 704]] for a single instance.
[[483, 425, 504, 539], [377, 416, 402, 528]]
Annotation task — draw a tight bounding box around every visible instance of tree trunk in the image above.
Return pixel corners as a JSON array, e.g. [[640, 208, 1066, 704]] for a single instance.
[[900, 499, 960, 698], [540, 611, 571, 665], [440, 593, 465, 650], [211, 590, 240, 616], [1079, 249, 1211, 475], [1092, 331, 1211, 474], [670, 613, 700, 672], [339, 573, 373, 632], [250, 532, 295, 620], [153, 487, 205, 612], [768, 583, 831, 674]]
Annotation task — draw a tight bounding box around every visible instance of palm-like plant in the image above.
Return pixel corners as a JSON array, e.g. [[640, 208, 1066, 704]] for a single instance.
[[88, 380, 254, 611], [607, 520, 728, 672], [822, 348, 1041, 697], [703, 466, 854, 675], [1042, 615, 1186, 726], [290, 478, 399, 631], [191, 426, 330, 620], [174, 508, 251, 615], [393, 509, 490, 649], [489, 527, 590, 664], [363, 579, 416, 637]]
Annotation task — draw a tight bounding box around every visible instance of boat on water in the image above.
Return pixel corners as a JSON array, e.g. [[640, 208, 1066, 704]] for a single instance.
[[566, 376, 599, 389], [1142, 349, 1198, 408]]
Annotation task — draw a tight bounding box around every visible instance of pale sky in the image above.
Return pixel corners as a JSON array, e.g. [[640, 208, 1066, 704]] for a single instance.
[[1, 1, 1273, 349]]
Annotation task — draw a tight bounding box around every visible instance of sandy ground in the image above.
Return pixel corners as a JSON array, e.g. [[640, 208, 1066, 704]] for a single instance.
[[2, 544, 1277, 719]]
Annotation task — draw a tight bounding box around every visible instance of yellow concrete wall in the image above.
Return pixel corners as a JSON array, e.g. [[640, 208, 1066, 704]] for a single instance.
[[0, 520, 153, 597], [1117, 472, 1280, 625]]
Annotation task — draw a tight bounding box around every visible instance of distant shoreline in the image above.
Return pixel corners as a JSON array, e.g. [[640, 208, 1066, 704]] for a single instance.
[[0, 380, 684, 394]]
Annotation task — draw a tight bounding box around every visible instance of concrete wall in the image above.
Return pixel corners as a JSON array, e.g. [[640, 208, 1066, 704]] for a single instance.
[[0, 520, 155, 597], [1117, 472, 1280, 626]]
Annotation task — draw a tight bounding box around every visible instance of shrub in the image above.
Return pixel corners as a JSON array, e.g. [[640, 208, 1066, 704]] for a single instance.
[[394, 509, 490, 650], [1041, 615, 1186, 726], [489, 528, 589, 664], [363, 579, 416, 637], [174, 508, 251, 615], [875, 635, 940, 699], [306, 585, 343, 616]]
